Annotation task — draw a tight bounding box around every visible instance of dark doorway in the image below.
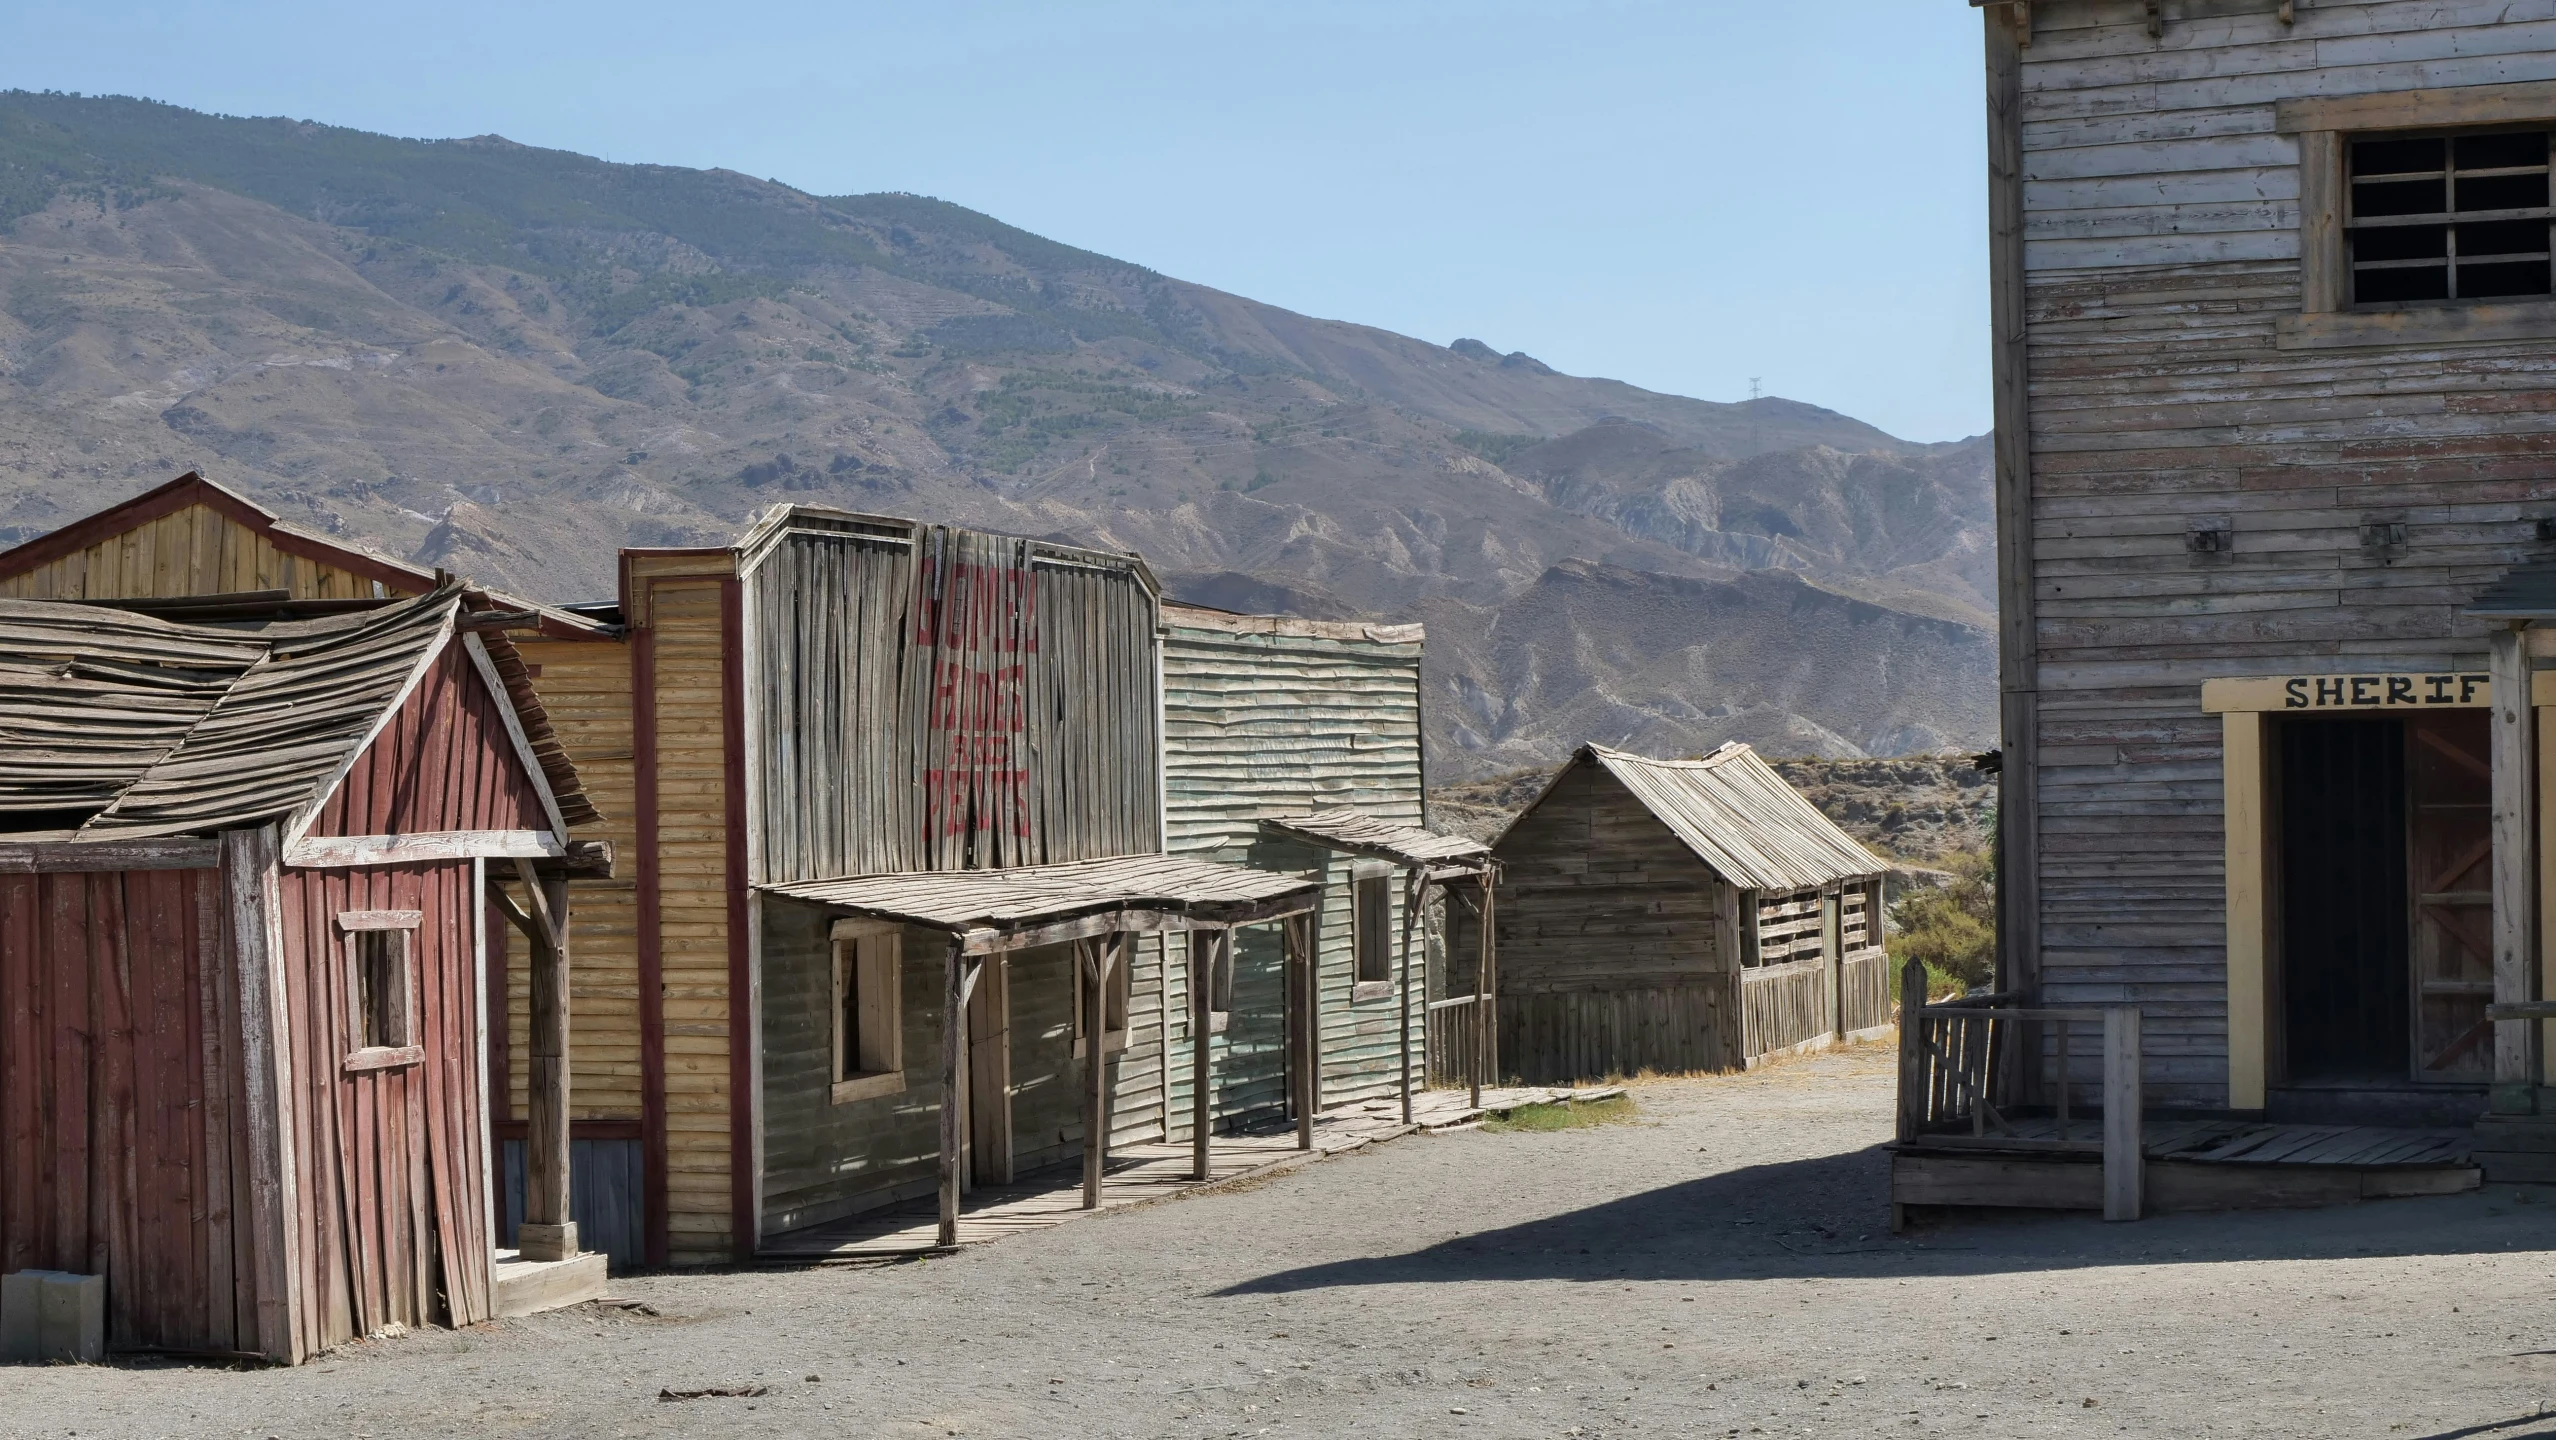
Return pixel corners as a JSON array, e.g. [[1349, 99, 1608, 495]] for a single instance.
[[2279, 717, 2410, 1081]]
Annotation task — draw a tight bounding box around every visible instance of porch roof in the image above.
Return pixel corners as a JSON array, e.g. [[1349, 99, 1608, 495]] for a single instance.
[[761, 854, 1323, 954], [1258, 807, 1490, 873]]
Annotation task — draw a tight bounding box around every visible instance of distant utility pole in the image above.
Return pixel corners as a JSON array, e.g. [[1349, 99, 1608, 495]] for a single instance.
[[1748, 376, 1763, 454]]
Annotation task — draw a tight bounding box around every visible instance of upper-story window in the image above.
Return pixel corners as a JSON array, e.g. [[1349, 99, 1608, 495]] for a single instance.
[[2349, 129, 2553, 306]]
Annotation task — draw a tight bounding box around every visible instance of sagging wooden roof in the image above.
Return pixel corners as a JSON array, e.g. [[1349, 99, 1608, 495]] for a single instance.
[[1259, 808, 1489, 871], [0, 585, 596, 839], [1513, 743, 1883, 893], [763, 855, 1323, 954], [0, 471, 617, 641]]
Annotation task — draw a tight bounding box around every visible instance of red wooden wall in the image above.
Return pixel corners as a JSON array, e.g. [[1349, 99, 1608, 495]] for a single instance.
[[0, 867, 263, 1355], [276, 859, 491, 1352], [302, 640, 552, 839]]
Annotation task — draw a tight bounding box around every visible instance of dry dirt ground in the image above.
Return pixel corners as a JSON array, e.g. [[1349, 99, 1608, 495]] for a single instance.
[[11, 1045, 2556, 1440]]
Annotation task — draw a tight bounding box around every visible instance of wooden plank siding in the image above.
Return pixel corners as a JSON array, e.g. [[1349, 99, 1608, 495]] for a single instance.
[[0, 866, 261, 1354], [1999, 0, 2556, 1107], [633, 571, 742, 1265], [0, 502, 407, 603], [1160, 613, 1428, 1124]]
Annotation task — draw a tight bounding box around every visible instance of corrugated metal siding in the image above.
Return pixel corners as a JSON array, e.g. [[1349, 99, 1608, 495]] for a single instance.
[[1162, 622, 1427, 1117]]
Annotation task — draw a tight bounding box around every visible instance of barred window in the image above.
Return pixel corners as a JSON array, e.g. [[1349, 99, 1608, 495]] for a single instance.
[[2349, 129, 2553, 306]]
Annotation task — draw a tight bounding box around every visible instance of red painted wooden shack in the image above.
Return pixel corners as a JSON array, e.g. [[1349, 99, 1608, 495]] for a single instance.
[[0, 584, 598, 1363]]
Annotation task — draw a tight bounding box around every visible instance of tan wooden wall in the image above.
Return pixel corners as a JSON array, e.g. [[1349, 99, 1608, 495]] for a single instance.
[[0, 503, 406, 601], [2004, 2, 2556, 1105], [645, 576, 741, 1265], [503, 639, 641, 1126]]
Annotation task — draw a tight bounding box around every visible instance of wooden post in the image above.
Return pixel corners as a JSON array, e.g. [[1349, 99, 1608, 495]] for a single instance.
[[1398, 869, 1421, 1126], [514, 863, 576, 1262], [2492, 623, 2541, 1114], [1192, 930, 1215, 1182], [1083, 937, 1117, 1209], [1895, 955, 1928, 1144], [1292, 916, 1316, 1150], [1473, 877, 1497, 1104], [938, 940, 967, 1249], [224, 826, 302, 1364], [2102, 1007, 2143, 1222]]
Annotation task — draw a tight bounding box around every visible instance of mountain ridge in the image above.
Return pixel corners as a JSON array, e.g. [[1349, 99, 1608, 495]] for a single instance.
[[0, 90, 1996, 778]]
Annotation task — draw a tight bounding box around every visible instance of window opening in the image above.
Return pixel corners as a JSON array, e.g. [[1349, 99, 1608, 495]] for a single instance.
[[1074, 940, 1132, 1055], [831, 927, 904, 1104], [2349, 128, 2553, 306], [338, 909, 422, 1070], [1353, 870, 1393, 988], [1748, 890, 1825, 968]]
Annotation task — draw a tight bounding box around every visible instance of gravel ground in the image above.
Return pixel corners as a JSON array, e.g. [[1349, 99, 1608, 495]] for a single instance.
[[10, 1044, 2556, 1439]]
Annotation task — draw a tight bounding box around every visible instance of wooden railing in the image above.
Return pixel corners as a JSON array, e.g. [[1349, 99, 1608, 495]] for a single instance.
[[1893, 961, 2146, 1221], [1425, 994, 1488, 1093]]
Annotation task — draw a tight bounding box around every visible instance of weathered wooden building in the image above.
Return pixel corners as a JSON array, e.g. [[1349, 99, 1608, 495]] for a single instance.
[[1159, 604, 1492, 1126], [1968, 1, 2556, 1168], [0, 586, 598, 1362], [1466, 744, 1887, 1082]]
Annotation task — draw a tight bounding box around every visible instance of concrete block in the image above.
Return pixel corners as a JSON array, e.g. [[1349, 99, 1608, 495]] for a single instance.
[[2, 1270, 57, 1362], [37, 1273, 104, 1363], [516, 1221, 579, 1263], [3, 1272, 103, 1364]]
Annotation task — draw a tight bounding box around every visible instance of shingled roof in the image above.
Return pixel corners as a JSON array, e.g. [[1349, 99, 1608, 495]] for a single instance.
[[0, 585, 595, 839]]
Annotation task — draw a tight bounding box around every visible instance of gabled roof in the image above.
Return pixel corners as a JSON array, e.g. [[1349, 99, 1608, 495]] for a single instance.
[[0, 585, 596, 839], [1259, 808, 1489, 870], [1506, 743, 1883, 893], [0, 471, 617, 640]]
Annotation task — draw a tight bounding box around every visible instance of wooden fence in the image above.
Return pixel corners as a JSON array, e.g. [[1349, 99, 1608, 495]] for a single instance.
[[1893, 962, 2145, 1221], [1740, 956, 1828, 1060], [1496, 985, 1736, 1083], [1840, 947, 1891, 1036], [1425, 994, 1486, 1091]]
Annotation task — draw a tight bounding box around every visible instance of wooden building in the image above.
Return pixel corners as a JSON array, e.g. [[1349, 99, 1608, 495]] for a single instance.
[[1468, 744, 1888, 1082], [1968, 1, 2556, 1165], [1158, 605, 1491, 1129], [0, 585, 599, 1362]]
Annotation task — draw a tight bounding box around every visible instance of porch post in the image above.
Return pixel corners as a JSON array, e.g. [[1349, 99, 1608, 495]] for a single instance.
[[1192, 930, 1216, 1182], [938, 939, 969, 1247], [1293, 916, 1316, 1151], [512, 861, 576, 1262], [2492, 623, 2541, 1113], [1473, 878, 1492, 1109], [1083, 936, 1119, 1209], [1399, 868, 1420, 1126]]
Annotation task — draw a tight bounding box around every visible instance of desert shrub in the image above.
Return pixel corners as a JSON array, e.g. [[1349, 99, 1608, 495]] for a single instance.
[[1888, 847, 1997, 998]]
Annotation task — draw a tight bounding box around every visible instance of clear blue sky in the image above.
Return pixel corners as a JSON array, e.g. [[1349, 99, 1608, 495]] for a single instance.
[[9, 2, 1991, 442]]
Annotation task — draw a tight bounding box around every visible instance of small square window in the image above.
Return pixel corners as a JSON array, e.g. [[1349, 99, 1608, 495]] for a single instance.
[[338, 910, 422, 1072], [2347, 127, 2554, 308], [831, 925, 905, 1105]]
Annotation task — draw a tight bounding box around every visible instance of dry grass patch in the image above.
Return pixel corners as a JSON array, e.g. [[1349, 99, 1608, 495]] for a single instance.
[[1481, 1094, 1638, 1134]]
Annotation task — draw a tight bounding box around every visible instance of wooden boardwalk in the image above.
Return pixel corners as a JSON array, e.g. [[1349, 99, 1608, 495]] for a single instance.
[[760, 1085, 1623, 1261], [1901, 1117, 2472, 1169]]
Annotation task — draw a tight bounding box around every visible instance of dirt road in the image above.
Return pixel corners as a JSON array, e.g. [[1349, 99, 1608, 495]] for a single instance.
[[8, 1045, 2556, 1438]]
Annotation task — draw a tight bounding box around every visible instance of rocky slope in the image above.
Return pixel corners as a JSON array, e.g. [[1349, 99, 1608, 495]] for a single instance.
[[0, 92, 1996, 778]]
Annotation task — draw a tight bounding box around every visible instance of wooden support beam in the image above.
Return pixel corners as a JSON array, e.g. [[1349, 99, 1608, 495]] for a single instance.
[[2102, 1008, 2144, 1222], [505, 858, 575, 1261], [1083, 937, 1118, 1209], [1399, 868, 1421, 1126], [938, 941, 970, 1248], [1192, 931, 1216, 1182], [2492, 624, 2541, 1113]]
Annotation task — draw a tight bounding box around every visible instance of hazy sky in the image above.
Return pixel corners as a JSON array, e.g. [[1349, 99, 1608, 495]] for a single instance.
[[9, 2, 1991, 441]]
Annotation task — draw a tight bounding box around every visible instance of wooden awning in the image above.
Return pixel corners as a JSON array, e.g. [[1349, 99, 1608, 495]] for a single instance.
[[1258, 808, 1490, 879], [761, 854, 1322, 954]]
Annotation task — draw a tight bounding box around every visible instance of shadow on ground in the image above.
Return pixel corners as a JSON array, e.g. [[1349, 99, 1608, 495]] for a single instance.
[[1222, 1143, 2556, 1294]]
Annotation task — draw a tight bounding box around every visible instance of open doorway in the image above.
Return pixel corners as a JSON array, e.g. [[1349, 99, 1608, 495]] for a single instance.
[[2275, 712, 2491, 1090]]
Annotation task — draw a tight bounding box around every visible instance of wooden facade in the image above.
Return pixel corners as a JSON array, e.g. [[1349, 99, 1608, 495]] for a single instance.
[[1160, 606, 1436, 1128], [0, 588, 594, 1361], [1976, 2, 2556, 1144], [1471, 745, 1887, 1083]]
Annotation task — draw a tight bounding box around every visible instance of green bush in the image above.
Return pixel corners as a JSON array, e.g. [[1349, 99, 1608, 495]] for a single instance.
[[1888, 847, 1996, 998]]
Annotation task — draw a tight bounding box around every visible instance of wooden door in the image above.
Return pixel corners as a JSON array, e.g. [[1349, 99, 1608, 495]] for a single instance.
[[2407, 713, 2494, 1082], [966, 956, 1012, 1187]]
